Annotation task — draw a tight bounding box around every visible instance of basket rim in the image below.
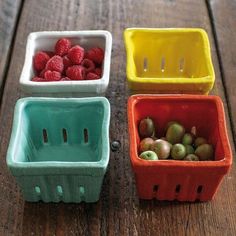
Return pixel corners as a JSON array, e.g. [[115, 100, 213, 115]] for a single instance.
[[6, 97, 110, 175], [127, 94, 232, 173]]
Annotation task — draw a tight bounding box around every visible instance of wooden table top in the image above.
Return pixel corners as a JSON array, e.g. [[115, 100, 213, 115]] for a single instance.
[[0, 0, 235, 235]]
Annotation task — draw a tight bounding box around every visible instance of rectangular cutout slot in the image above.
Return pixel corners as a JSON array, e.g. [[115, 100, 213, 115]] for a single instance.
[[175, 184, 181, 193], [153, 185, 159, 192], [35, 186, 41, 195], [161, 57, 165, 72], [179, 58, 185, 72], [143, 57, 148, 72], [62, 128, 67, 142], [197, 185, 203, 194], [42, 129, 48, 143], [84, 128, 88, 143], [79, 186, 85, 196], [57, 185, 63, 196]]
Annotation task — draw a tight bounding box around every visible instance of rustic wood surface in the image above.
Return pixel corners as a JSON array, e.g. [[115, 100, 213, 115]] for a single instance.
[[0, 0, 22, 96], [207, 0, 236, 144], [0, 0, 235, 235]]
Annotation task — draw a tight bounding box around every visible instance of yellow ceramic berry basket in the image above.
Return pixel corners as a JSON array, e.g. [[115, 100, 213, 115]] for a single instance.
[[124, 28, 215, 94]]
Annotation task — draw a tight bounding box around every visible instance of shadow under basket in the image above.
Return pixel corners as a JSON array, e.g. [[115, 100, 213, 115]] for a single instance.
[[127, 95, 232, 202], [7, 97, 110, 203], [124, 28, 215, 94]]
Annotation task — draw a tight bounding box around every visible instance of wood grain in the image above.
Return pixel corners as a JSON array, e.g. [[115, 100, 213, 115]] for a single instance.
[[0, 0, 235, 235], [207, 0, 236, 143], [0, 1, 24, 235], [0, 0, 22, 96]]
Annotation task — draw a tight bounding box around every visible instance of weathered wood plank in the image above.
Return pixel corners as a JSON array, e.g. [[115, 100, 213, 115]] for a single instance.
[[0, 0, 22, 96], [0, 1, 24, 235], [0, 0, 235, 235], [207, 0, 236, 143]]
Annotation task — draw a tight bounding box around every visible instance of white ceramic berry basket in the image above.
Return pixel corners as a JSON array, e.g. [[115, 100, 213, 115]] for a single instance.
[[19, 31, 112, 97]]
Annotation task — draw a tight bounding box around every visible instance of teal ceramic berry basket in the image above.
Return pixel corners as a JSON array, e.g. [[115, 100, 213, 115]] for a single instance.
[[7, 97, 110, 203]]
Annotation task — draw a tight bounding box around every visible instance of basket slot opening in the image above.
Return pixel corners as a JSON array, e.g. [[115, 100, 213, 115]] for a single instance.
[[197, 185, 203, 194], [42, 129, 48, 143], [175, 184, 181, 193], [34, 186, 41, 195], [79, 186, 85, 196], [56, 185, 63, 196], [62, 128, 67, 143], [153, 185, 159, 192], [161, 57, 165, 72], [84, 128, 88, 143], [143, 57, 148, 72], [179, 58, 185, 72]]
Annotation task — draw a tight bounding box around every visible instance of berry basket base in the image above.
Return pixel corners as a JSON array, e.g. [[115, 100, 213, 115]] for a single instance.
[[135, 172, 224, 202], [16, 175, 104, 203]]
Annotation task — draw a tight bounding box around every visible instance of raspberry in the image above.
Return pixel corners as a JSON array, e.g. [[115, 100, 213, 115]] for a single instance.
[[86, 72, 100, 80], [33, 51, 50, 71], [81, 59, 95, 73], [63, 56, 73, 72], [94, 68, 102, 77], [86, 47, 104, 65], [66, 65, 85, 80], [44, 70, 61, 81], [67, 45, 85, 65], [32, 77, 45, 82], [55, 38, 72, 56], [46, 55, 64, 73]]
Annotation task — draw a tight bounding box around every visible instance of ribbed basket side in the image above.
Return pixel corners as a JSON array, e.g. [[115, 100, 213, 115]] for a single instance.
[[134, 172, 225, 202], [127, 82, 211, 95], [16, 174, 104, 203]]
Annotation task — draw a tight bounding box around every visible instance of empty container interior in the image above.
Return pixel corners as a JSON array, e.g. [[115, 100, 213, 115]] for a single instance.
[[16, 101, 105, 162], [129, 31, 209, 78], [29, 34, 106, 78], [133, 98, 224, 161]]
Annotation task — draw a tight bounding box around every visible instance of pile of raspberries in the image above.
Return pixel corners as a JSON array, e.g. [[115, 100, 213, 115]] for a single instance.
[[32, 38, 104, 82]]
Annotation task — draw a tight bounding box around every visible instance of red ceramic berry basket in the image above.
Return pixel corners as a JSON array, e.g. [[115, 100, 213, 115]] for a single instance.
[[127, 94, 232, 202]]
